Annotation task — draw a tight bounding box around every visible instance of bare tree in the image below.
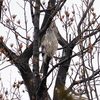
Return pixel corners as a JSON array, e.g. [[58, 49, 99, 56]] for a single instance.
[[0, 0, 100, 100]]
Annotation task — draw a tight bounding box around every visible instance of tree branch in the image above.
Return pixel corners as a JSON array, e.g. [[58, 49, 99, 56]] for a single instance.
[[52, 21, 68, 46], [0, 38, 34, 100], [0, 0, 3, 21], [0, 38, 17, 60], [77, 0, 95, 35], [68, 69, 100, 92], [20, 42, 33, 63], [39, 0, 67, 39]]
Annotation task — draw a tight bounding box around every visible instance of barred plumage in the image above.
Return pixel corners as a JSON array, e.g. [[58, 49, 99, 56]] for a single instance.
[[40, 21, 58, 74]]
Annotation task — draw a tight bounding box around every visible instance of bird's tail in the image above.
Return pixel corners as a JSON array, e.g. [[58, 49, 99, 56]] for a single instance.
[[40, 54, 51, 75]]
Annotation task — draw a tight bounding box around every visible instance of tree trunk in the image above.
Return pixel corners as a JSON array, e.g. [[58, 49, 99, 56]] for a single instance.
[[53, 48, 72, 100]]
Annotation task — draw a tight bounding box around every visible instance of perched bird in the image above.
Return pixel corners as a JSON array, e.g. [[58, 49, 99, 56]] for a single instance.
[[40, 21, 58, 76]]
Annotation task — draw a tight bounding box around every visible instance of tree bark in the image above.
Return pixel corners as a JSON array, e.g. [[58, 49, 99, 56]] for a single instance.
[[0, 0, 3, 21], [53, 47, 72, 100], [0, 38, 35, 100]]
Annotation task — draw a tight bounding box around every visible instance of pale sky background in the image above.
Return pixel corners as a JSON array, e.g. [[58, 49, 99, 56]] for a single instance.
[[0, 0, 100, 100]]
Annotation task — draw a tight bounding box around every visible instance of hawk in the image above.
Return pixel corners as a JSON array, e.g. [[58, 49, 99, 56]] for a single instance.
[[40, 21, 58, 76]]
